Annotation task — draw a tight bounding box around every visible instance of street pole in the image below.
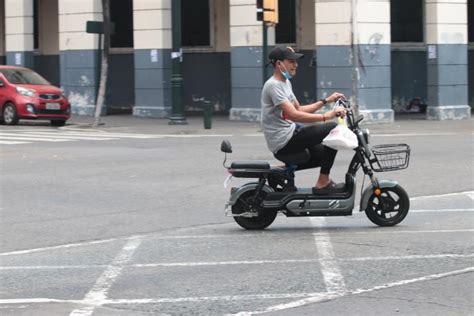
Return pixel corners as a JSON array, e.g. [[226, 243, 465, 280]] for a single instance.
[[169, 0, 187, 125], [262, 22, 268, 82]]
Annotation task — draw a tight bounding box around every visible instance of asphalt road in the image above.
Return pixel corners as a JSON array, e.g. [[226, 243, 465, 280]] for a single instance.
[[0, 117, 473, 315]]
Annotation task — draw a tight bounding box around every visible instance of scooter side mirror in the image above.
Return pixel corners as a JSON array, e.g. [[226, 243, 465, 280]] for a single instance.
[[221, 140, 232, 153]]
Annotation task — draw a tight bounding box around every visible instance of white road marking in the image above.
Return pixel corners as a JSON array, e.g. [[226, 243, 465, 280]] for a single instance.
[[0, 135, 72, 142], [2, 229, 473, 258], [160, 134, 233, 138], [340, 253, 474, 262], [69, 236, 143, 316], [236, 267, 474, 315], [2, 254, 472, 271], [1, 267, 473, 309], [48, 131, 231, 139], [372, 132, 471, 137], [0, 265, 106, 270], [313, 229, 474, 236], [0, 237, 124, 257], [410, 191, 474, 201], [0, 293, 323, 306], [55, 132, 164, 139], [466, 192, 474, 201], [0, 140, 31, 145], [311, 218, 347, 294], [0, 298, 82, 304], [133, 259, 318, 268], [411, 208, 474, 213], [13, 132, 117, 141]]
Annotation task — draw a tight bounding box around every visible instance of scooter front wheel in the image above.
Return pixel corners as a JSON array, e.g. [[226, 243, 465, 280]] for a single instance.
[[232, 190, 277, 230], [365, 185, 410, 227]]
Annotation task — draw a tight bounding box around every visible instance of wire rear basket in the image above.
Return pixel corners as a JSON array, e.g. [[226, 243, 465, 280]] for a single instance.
[[370, 144, 410, 172]]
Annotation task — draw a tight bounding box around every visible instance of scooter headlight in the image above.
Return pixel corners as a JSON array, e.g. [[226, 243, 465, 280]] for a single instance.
[[362, 129, 370, 144]]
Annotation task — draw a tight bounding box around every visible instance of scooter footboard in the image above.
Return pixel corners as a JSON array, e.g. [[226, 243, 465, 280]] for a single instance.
[[282, 175, 357, 216]]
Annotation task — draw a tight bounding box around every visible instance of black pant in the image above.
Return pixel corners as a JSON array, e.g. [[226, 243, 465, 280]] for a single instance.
[[275, 122, 338, 174]]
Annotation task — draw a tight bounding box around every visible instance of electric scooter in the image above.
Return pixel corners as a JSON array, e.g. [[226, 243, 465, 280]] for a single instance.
[[221, 98, 411, 230]]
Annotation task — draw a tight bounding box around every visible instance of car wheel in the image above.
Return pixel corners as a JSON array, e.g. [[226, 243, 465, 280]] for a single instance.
[[2, 103, 19, 125], [51, 120, 66, 127]]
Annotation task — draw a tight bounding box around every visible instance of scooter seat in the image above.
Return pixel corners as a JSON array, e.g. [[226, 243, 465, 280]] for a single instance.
[[231, 161, 270, 170], [274, 149, 310, 165]]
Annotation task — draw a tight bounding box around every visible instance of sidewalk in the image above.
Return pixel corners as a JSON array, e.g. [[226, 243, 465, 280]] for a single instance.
[[65, 113, 473, 136]]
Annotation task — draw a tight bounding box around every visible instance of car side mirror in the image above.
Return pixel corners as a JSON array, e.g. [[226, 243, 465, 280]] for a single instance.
[[221, 140, 232, 153]]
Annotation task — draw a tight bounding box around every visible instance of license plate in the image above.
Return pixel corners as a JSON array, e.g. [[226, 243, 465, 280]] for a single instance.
[[46, 103, 60, 110]]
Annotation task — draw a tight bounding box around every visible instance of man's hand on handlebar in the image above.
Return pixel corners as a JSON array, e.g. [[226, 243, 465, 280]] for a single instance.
[[326, 92, 346, 103], [328, 106, 347, 119]]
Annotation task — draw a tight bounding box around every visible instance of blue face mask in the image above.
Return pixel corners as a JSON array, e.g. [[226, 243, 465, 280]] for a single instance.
[[281, 70, 292, 80], [279, 63, 293, 80]]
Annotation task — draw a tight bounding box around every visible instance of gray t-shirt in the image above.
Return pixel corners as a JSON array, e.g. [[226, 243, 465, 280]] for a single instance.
[[261, 76, 297, 153]]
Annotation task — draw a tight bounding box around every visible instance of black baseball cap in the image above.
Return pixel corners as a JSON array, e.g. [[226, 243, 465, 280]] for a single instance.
[[268, 46, 304, 65]]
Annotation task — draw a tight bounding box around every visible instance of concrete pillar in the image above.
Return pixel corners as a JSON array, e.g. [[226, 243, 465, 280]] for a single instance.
[[133, 0, 172, 118], [5, 0, 34, 68], [58, 0, 102, 115], [229, 0, 275, 121], [426, 0, 470, 120], [315, 0, 393, 123]]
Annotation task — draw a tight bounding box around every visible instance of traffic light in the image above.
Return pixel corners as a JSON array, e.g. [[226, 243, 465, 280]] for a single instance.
[[256, 0, 279, 25]]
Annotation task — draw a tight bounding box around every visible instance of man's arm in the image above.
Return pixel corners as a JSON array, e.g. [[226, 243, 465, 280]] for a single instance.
[[295, 92, 346, 113], [296, 99, 325, 113], [281, 101, 329, 123]]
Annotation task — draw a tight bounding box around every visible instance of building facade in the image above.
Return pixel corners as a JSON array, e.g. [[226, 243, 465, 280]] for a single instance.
[[0, 0, 472, 121]]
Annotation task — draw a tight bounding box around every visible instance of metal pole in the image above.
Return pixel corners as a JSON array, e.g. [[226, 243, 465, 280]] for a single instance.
[[262, 23, 268, 82], [169, 0, 187, 125]]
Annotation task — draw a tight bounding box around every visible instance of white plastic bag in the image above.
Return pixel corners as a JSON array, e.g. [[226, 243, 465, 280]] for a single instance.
[[322, 124, 358, 150]]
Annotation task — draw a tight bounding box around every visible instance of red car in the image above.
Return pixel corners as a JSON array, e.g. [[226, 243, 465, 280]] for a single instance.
[[0, 65, 71, 126]]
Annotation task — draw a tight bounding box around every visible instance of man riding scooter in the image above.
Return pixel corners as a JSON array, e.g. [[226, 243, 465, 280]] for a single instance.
[[261, 46, 347, 194]]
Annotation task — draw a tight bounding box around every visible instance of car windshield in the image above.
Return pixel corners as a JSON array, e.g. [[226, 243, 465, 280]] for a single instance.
[[0, 69, 50, 85]]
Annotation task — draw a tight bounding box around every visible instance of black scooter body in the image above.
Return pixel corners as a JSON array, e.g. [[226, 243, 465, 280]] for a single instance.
[[221, 99, 411, 229]]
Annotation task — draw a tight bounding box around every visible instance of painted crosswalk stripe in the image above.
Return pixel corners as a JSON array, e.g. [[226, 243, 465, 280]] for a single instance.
[[0, 135, 72, 142], [58, 132, 164, 139], [0, 140, 31, 145], [3, 132, 118, 141]]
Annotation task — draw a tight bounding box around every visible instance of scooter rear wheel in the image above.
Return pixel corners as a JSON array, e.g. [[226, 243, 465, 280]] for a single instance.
[[365, 185, 410, 226], [232, 190, 277, 230]]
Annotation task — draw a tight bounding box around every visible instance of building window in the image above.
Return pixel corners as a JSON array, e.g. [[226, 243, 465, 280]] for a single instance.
[[469, 0, 473, 43], [110, 0, 134, 48], [33, 0, 39, 50], [276, 0, 296, 44], [182, 0, 210, 47], [391, 0, 423, 42]]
